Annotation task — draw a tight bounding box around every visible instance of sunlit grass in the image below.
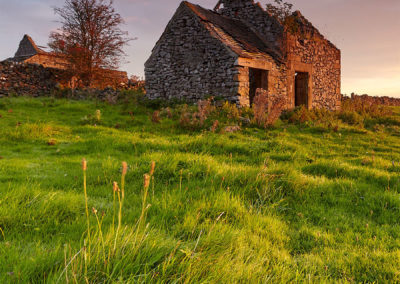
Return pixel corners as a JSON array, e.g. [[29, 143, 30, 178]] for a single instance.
[[1, 96, 400, 282]]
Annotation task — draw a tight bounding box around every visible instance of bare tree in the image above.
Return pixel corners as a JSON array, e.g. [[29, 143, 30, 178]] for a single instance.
[[49, 0, 133, 86]]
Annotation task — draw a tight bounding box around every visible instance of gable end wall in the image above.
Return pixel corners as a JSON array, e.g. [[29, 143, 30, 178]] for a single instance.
[[218, 1, 284, 53], [145, 4, 240, 102], [287, 33, 341, 110]]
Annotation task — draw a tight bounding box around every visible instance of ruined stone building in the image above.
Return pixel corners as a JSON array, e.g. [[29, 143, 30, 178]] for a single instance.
[[6, 35, 69, 69], [145, 0, 341, 110], [5, 35, 129, 88]]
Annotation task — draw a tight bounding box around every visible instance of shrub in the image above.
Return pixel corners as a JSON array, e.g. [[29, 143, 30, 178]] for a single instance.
[[151, 111, 161, 123], [252, 89, 286, 128], [283, 106, 316, 124], [197, 99, 215, 125], [210, 120, 220, 133], [341, 97, 393, 119], [161, 107, 173, 119], [222, 102, 240, 121], [179, 99, 216, 130], [265, 93, 286, 127], [240, 106, 253, 120], [252, 89, 269, 127], [339, 111, 364, 126]]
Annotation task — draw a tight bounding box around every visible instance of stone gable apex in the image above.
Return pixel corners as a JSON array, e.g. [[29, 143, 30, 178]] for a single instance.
[[14, 35, 47, 59], [183, 1, 283, 62]]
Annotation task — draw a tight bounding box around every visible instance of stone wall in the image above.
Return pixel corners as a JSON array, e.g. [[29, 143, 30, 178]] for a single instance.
[[0, 60, 130, 97], [0, 61, 69, 96], [217, 1, 341, 111], [286, 14, 341, 111], [236, 58, 288, 107], [145, 3, 240, 103], [217, 0, 284, 53], [0, 61, 132, 97], [342, 93, 400, 107], [145, 1, 341, 110], [24, 53, 69, 70]]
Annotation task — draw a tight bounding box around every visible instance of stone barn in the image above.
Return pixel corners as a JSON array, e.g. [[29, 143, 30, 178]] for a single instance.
[[7, 35, 68, 69], [5, 35, 129, 89], [145, 0, 341, 110]]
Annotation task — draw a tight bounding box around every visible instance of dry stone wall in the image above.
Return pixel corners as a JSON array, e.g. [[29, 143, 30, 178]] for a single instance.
[[343, 93, 400, 107], [0, 61, 133, 98], [236, 61, 288, 107], [145, 4, 240, 103], [23, 54, 69, 70], [145, 0, 342, 110], [0, 61, 69, 96], [218, 0, 284, 52], [217, 1, 341, 110], [287, 32, 341, 110]]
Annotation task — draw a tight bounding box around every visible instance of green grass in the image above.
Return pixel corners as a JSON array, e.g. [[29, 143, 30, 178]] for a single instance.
[[1, 96, 400, 282]]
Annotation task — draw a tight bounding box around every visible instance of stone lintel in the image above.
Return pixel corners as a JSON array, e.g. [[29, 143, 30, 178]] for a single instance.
[[236, 57, 273, 70]]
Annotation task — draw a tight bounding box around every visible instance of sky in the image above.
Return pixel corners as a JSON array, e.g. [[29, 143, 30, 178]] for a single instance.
[[0, 0, 399, 97]]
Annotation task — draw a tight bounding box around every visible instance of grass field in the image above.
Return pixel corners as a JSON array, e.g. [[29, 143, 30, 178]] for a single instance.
[[1, 96, 400, 283]]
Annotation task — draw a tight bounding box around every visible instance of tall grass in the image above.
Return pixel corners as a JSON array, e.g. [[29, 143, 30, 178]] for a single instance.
[[2, 97, 400, 282], [58, 160, 157, 283]]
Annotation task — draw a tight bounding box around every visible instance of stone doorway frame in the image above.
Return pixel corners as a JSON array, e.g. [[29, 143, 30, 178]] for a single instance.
[[237, 57, 272, 106], [287, 61, 313, 109], [249, 68, 269, 105], [294, 72, 310, 108]]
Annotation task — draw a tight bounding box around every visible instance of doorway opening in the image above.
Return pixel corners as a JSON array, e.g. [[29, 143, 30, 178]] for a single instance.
[[295, 72, 309, 107], [249, 68, 268, 105]]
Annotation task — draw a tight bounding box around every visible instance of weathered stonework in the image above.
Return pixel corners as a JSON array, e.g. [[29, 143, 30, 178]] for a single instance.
[[0, 61, 141, 100], [145, 4, 239, 103], [7, 35, 69, 69], [343, 93, 400, 107], [145, 0, 342, 110], [4, 35, 129, 89], [0, 61, 70, 96]]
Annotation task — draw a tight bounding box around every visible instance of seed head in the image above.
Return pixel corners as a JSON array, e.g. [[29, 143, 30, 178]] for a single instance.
[[95, 109, 101, 121], [144, 174, 150, 189], [113, 181, 120, 192], [92, 207, 97, 215], [82, 158, 87, 171], [150, 161, 156, 176], [122, 161, 128, 175]]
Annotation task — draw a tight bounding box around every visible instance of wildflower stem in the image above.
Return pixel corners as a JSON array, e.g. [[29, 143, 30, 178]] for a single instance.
[[82, 159, 91, 263], [94, 212, 106, 265]]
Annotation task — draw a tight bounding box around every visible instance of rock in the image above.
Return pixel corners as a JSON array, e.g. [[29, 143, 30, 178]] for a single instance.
[[239, 117, 251, 125], [224, 125, 241, 133]]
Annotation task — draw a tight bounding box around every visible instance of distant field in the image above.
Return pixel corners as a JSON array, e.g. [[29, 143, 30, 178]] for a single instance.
[[1, 96, 400, 283]]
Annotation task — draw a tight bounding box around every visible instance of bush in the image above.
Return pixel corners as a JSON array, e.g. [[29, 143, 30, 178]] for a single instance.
[[252, 89, 269, 127], [265, 94, 286, 127], [179, 99, 216, 130], [251, 89, 286, 128], [151, 111, 161, 123], [339, 111, 364, 126], [341, 98, 393, 119], [282, 106, 316, 124], [222, 102, 240, 121]]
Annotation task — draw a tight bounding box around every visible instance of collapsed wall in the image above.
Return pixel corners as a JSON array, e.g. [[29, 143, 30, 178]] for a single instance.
[[0, 61, 130, 97], [0, 61, 69, 96]]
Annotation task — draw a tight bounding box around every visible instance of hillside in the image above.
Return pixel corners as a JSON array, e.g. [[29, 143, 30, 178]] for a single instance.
[[1, 96, 400, 282]]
